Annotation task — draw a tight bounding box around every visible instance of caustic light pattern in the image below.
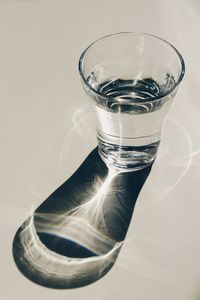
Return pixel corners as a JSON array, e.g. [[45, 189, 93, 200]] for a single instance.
[[13, 148, 152, 289]]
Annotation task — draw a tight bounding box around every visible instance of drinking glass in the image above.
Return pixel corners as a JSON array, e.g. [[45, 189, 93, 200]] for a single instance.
[[78, 32, 185, 171]]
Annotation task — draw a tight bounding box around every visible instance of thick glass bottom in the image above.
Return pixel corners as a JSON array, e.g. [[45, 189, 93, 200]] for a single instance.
[[98, 137, 160, 171]]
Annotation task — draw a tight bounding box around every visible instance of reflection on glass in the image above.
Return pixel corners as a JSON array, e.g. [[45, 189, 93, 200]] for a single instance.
[[79, 32, 185, 170]]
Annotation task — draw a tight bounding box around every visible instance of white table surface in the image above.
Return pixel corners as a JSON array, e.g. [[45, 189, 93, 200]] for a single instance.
[[0, 0, 200, 299]]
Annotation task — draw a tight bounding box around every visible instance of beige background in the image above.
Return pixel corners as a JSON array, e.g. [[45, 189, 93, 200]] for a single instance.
[[0, 0, 200, 299]]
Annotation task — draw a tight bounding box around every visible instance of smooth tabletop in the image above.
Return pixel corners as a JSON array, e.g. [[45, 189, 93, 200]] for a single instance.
[[0, 0, 200, 299]]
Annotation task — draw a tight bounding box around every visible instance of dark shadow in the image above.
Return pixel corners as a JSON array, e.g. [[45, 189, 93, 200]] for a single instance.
[[13, 147, 152, 289]]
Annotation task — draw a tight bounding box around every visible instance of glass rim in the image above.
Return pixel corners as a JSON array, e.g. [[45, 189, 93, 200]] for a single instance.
[[78, 32, 185, 103]]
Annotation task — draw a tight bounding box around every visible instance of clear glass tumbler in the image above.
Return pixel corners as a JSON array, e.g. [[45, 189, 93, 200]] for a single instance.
[[78, 32, 185, 171]]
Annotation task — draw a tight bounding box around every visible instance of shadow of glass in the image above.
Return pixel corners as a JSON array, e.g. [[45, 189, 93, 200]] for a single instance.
[[13, 148, 152, 289]]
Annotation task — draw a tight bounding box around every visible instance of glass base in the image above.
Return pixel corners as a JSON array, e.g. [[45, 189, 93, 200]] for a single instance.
[[97, 134, 160, 171]]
